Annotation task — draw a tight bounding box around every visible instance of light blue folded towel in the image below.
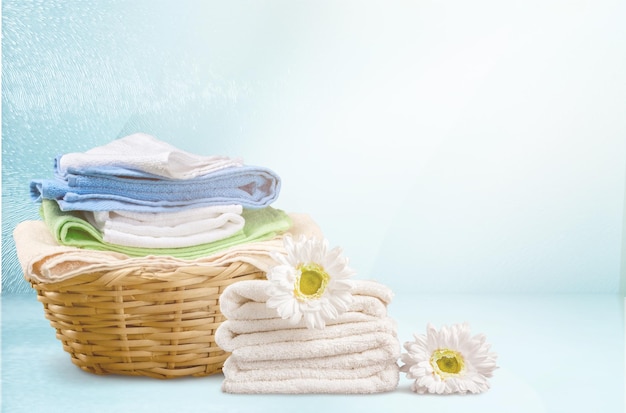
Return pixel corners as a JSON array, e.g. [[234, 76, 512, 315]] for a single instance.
[[30, 164, 281, 212]]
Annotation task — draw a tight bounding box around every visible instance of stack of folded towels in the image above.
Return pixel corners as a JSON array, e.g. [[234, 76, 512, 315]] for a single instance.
[[27, 133, 292, 259], [215, 279, 401, 394]]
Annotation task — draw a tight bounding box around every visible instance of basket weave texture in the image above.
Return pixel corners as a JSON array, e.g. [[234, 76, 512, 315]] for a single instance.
[[29, 261, 265, 379]]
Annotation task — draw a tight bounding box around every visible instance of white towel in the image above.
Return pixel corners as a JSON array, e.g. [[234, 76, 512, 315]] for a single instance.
[[218, 311, 389, 336], [13, 213, 323, 284], [219, 279, 394, 321], [221, 364, 399, 394], [228, 330, 399, 362], [227, 345, 398, 371], [83, 205, 245, 248], [57, 133, 242, 179], [223, 357, 397, 382], [216, 317, 397, 352]]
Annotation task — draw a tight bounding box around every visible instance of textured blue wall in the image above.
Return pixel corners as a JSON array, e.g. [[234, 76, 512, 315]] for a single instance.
[[3, 0, 626, 294]]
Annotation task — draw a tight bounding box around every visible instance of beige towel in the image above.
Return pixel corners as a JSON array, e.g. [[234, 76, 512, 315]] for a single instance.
[[226, 329, 399, 362], [219, 311, 389, 336], [221, 364, 399, 394], [216, 317, 397, 352], [223, 357, 396, 381], [227, 345, 399, 371]]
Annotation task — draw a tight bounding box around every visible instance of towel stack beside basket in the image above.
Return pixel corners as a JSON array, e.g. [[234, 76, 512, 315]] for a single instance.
[[14, 133, 320, 379], [215, 279, 401, 393]]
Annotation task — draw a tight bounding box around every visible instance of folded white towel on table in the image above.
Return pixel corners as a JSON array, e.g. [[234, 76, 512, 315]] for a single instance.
[[221, 364, 400, 394], [83, 204, 245, 248], [57, 133, 242, 180], [223, 357, 396, 381]]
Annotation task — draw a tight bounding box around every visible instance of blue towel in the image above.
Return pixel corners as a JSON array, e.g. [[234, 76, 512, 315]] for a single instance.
[[31, 164, 281, 212]]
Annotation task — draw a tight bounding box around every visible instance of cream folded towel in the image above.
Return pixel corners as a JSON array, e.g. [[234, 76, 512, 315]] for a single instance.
[[216, 317, 397, 352], [218, 311, 390, 336], [57, 133, 242, 180], [226, 330, 399, 362], [83, 205, 245, 248], [219, 279, 394, 321], [222, 357, 400, 394], [228, 345, 398, 371], [13, 213, 322, 284], [221, 364, 400, 394], [223, 356, 395, 381]]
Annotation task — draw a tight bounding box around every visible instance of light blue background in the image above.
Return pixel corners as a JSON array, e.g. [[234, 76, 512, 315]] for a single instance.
[[3, 0, 625, 294], [2, 2, 625, 412]]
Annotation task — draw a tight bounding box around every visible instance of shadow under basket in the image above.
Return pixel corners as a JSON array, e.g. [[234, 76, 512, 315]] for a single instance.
[[28, 262, 265, 379]]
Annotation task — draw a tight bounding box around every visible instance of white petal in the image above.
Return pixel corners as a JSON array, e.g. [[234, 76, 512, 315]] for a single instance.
[[411, 367, 427, 378], [329, 279, 352, 291], [319, 302, 338, 320], [412, 333, 428, 349], [287, 310, 302, 325], [417, 374, 433, 388], [426, 326, 439, 350], [439, 324, 451, 347], [412, 382, 428, 394]]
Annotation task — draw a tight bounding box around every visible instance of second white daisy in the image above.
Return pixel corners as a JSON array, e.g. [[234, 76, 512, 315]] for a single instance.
[[265, 234, 355, 329], [400, 322, 498, 394]]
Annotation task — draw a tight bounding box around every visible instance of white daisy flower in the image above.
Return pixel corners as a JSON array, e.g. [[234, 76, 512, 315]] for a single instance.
[[400, 322, 498, 394], [265, 234, 355, 329]]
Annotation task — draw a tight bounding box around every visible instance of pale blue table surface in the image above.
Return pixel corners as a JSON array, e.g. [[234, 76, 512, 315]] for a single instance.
[[2, 293, 624, 413]]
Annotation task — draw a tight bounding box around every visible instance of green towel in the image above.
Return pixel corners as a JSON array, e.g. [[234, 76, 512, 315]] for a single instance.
[[40, 199, 292, 259]]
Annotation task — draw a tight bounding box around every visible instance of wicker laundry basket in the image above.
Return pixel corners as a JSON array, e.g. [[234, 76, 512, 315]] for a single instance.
[[28, 262, 265, 379]]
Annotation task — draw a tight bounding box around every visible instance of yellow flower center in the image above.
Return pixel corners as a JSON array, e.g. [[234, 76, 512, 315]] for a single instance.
[[294, 263, 329, 301], [430, 348, 465, 378]]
